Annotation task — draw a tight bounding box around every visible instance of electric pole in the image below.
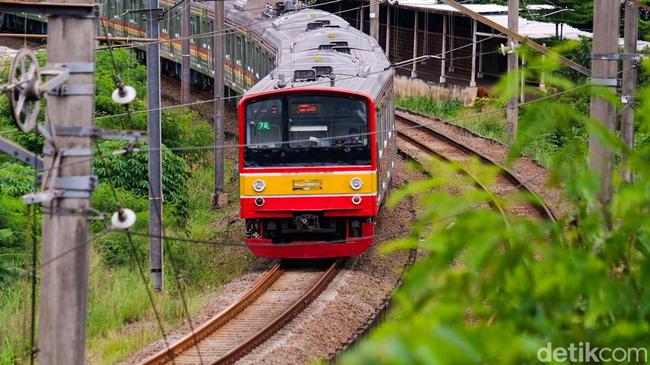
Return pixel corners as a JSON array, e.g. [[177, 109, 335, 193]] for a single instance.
[[507, 0, 519, 141], [147, 0, 164, 290], [369, 0, 379, 41], [621, 0, 639, 183], [213, 0, 226, 208], [39, 1, 96, 362], [181, 0, 191, 104], [589, 0, 620, 205]]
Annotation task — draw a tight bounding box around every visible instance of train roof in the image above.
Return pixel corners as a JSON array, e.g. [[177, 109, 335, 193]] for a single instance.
[[224, 1, 393, 100]]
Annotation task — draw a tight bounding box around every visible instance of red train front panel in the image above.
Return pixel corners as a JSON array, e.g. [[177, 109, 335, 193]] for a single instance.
[[239, 88, 378, 258]]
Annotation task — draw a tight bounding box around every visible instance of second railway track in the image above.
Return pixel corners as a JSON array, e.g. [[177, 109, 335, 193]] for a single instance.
[[395, 110, 556, 222], [141, 259, 344, 365]]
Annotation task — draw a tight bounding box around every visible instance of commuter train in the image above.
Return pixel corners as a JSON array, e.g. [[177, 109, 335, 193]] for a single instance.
[[1, 0, 397, 258], [234, 3, 396, 258]]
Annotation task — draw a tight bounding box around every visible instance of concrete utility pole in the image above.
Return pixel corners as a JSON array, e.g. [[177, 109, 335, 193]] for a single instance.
[[621, 0, 639, 183], [147, 0, 164, 290], [507, 0, 519, 141], [181, 0, 191, 104], [213, 0, 226, 208], [39, 1, 96, 363], [589, 0, 621, 205], [369, 0, 379, 41]]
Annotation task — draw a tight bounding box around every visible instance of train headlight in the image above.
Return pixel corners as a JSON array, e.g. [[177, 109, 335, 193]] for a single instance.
[[350, 177, 363, 190], [253, 179, 266, 192], [351, 195, 362, 205]]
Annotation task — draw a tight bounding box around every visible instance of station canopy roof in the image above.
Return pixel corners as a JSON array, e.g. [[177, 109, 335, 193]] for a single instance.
[[391, 0, 650, 50]]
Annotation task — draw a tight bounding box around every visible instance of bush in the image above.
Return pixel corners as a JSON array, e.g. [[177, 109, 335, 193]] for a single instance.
[[161, 107, 214, 163], [340, 46, 650, 365], [396, 96, 463, 119], [93, 140, 190, 217], [0, 196, 27, 250], [0, 162, 35, 197]]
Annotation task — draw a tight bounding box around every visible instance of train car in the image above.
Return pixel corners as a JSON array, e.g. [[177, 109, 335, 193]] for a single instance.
[[236, 5, 396, 258], [1, 0, 398, 258], [0, 0, 277, 94]]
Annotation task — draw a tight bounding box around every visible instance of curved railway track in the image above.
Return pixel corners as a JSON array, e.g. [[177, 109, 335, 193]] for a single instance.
[[141, 259, 344, 365], [395, 110, 556, 222]]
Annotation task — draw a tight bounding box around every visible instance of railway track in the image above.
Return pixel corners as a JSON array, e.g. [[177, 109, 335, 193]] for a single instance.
[[395, 110, 556, 222], [141, 259, 344, 365]]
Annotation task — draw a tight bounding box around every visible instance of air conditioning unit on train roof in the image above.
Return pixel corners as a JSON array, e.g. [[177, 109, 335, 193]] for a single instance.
[[233, 0, 247, 11]]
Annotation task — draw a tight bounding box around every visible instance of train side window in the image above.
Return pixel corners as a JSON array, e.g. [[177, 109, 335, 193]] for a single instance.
[[389, 98, 394, 137], [381, 102, 388, 148], [235, 35, 242, 65], [225, 32, 231, 60], [170, 10, 179, 38], [377, 109, 383, 158]]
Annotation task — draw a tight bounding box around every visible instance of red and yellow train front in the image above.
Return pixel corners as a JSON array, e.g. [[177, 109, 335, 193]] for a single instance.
[[239, 89, 377, 258]]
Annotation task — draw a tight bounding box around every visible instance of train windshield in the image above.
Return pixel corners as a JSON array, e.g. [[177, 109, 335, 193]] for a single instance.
[[244, 95, 370, 167]]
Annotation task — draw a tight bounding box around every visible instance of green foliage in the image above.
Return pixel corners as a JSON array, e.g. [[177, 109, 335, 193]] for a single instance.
[[91, 183, 150, 266], [341, 44, 650, 365], [161, 107, 214, 163], [0, 162, 34, 198], [93, 140, 190, 219], [0, 196, 27, 250], [95, 49, 147, 129], [0, 196, 29, 286], [396, 96, 463, 119]]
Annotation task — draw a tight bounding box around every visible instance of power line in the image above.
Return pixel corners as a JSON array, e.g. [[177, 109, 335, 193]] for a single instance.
[[17, 62, 630, 183]]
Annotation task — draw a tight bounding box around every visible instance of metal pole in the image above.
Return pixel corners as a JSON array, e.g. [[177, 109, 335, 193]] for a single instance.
[[411, 10, 418, 79], [448, 15, 454, 72], [621, 0, 639, 183], [520, 53, 525, 103], [385, 5, 390, 58], [507, 0, 519, 141], [181, 0, 191, 104], [478, 40, 483, 79], [470, 18, 477, 87], [439, 0, 589, 76], [39, 1, 96, 363], [589, 0, 620, 206], [370, 0, 379, 41], [539, 44, 546, 91], [147, 0, 164, 291], [440, 14, 446, 83], [360, 0, 365, 33], [213, 0, 225, 207]]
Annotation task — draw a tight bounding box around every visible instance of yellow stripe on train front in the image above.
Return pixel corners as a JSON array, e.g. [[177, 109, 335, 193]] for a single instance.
[[240, 171, 377, 196]]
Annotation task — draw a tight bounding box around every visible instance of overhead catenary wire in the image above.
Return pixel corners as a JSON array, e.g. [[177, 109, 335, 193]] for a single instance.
[[2, 151, 553, 290], [118, 166, 551, 249], [99, 17, 203, 364], [94, 0, 371, 54], [24, 62, 633, 180]]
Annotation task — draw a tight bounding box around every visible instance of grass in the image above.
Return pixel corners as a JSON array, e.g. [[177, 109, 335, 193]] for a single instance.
[[0, 156, 255, 365], [85, 156, 254, 364], [396, 96, 464, 120], [396, 94, 568, 167]]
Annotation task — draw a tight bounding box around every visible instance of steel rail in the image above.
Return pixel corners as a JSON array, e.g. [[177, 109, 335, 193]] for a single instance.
[[214, 258, 344, 365], [396, 126, 512, 228], [141, 263, 284, 365], [140, 259, 343, 365], [395, 110, 556, 222]]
